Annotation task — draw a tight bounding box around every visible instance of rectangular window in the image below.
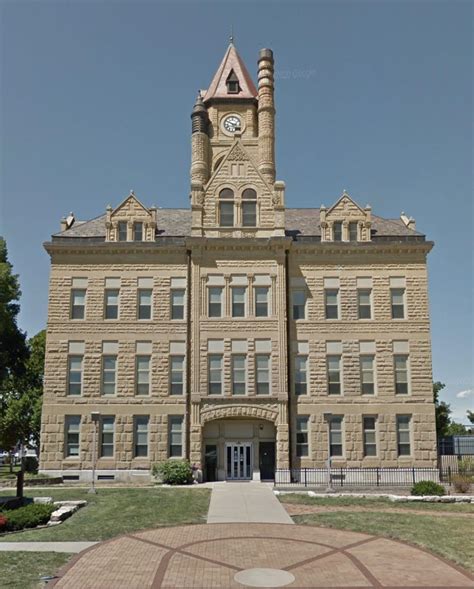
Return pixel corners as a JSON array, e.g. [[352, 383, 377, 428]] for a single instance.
[[104, 289, 119, 319], [232, 287, 246, 317], [134, 416, 149, 457], [348, 222, 358, 241], [67, 356, 83, 396], [363, 417, 377, 457], [117, 221, 127, 241], [255, 286, 269, 317], [170, 355, 185, 395], [296, 416, 309, 457], [71, 289, 86, 320], [327, 355, 341, 395], [171, 289, 185, 320], [394, 354, 409, 395], [391, 288, 405, 319], [136, 355, 150, 396], [219, 201, 234, 227], [133, 222, 143, 241], [256, 354, 270, 395], [100, 417, 115, 457], [232, 355, 246, 395], [137, 289, 152, 320], [325, 289, 339, 319], [292, 290, 306, 320], [242, 201, 257, 227], [397, 415, 411, 456], [102, 355, 117, 395], [208, 354, 223, 395], [294, 355, 308, 395], [208, 287, 223, 317], [333, 221, 342, 241], [329, 417, 343, 457], [360, 355, 375, 395], [169, 416, 183, 457], [358, 289, 372, 319], [65, 416, 81, 457]]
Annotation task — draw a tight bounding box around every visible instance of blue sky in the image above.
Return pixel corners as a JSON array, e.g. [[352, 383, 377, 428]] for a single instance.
[[1, 1, 472, 421]]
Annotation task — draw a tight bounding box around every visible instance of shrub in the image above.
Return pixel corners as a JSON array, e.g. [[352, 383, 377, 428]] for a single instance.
[[152, 460, 193, 485], [452, 475, 472, 494], [24, 456, 38, 474], [458, 457, 474, 476], [0, 515, 8, 531], [411, 480, 445, 496], [0, 503, 55, 531]]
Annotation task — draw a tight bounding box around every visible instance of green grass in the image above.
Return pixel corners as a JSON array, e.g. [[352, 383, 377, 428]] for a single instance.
[[279, 493, 474, 512], [0, 465, 20, 480], [0, 487, 211, 542], [0, 551, 71, 588]]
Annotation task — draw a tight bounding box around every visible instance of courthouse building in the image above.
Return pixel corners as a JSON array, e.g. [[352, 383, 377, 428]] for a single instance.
[[40, 43, 437, 482]]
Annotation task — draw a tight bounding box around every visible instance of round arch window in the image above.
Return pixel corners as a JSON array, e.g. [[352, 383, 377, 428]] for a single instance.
[[219, 188, 234, 200], [242, 188, 257, 200]]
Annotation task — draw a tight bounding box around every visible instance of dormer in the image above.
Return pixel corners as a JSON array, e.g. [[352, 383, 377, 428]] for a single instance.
[[320, 191, 372, 242], [105, 191, 157, 242]]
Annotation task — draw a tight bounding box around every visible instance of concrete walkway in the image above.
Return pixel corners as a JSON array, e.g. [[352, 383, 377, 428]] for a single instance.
[[0, 541, 97, 553], [207, 482, 294, 524]]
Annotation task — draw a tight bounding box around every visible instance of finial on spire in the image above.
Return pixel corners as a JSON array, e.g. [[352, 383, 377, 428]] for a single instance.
[[229, 25, 234, 44]]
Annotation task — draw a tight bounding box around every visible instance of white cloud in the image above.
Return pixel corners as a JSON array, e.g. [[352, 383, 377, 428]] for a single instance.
[[456, 389, 474, 399]]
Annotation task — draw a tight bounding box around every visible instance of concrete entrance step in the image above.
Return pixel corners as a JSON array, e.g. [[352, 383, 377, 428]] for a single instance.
[[207, 482, 294, 524]]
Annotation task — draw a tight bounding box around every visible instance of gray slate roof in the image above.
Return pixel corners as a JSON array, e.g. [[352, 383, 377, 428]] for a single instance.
[[52, 208, 423, 240]]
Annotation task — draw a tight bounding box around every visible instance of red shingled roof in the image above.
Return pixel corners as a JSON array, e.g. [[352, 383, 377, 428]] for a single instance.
[[203, 43, 258, 103]]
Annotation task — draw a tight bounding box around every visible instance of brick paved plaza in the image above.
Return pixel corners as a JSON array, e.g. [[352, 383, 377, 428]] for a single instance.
[[51, 523, 474, 588]]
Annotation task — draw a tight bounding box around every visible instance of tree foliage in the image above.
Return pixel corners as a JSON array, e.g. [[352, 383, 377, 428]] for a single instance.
[[433, 382, 451, 439], [0, 238, 45, 454], [467, 410, 474, 425]]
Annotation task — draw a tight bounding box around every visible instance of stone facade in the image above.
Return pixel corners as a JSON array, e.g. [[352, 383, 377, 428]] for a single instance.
[[40, 44, 437, 483]]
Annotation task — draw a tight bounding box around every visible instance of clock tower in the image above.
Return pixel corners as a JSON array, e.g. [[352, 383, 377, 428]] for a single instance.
[[190, 43, 286, 237]]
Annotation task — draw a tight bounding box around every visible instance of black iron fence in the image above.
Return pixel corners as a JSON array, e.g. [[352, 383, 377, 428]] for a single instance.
[[438, 437, 474, 456], [274, 467, 441, 488], [439, 466, 474, 484]]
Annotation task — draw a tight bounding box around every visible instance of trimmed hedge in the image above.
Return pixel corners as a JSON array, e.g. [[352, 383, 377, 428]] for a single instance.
[[152, 460, 193, 485], [0, 503, 55, 532], [411, 480, 445, 496]]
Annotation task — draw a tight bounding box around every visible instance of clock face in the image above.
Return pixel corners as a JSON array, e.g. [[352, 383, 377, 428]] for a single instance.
[[223, 115, 241, 133]]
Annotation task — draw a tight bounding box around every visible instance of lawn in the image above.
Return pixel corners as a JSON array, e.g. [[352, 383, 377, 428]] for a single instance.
[[0, 487, 211, 588], [279, 494, 474, 572], [0, 552, 71, 589], [0, 487, 211, 542]]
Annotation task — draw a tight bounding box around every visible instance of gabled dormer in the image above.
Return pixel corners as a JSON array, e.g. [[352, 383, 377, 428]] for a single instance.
[[105, 191, 157, 242], [320, 191, 372, 242]]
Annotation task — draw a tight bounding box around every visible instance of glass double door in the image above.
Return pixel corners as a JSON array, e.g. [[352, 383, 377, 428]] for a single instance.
[[226, 443, 252, 480]]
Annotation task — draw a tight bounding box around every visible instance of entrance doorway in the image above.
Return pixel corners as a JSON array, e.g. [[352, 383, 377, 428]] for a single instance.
[[226, 443, 252, 480]]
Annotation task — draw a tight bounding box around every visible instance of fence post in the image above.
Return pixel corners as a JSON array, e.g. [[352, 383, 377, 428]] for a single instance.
[[340, 468, 343, 487], [412, 467, 416, 486], [376, 467, 380, 487], [304, 468, 307, 488], [448, 466, 451, 485]]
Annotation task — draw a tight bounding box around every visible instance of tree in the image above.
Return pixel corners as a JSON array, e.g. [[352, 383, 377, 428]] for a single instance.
[[445, 422, 468, 436], [0, 237, 28, 384], [433, 382, 452, 439], [467, 410, 474, 425]]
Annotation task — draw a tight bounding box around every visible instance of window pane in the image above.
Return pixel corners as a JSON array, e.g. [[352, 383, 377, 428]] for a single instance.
[[349, 222, 358, 241], [242, 201, 257, 226], [219, 201, 234, 227], [169, 416, 183, 457], [325, 289, 339, 319], [71, 289, 86, 319], [137, 290, 152, 320], [209, 288, 222, 317], [242, 188, 257, 199], [296, 417, 309, 457], [208, 354, 222, 395], [293, 290, 306, 320], [333, 222, 342, 241], [171, 289, 185, 319], [134, 222, 143, 241], [232, 355, 246, 395], [118, 222, 127, 241], [170, 355, 184, 395], [105, 290, 119, 319], [256, 354, 270, 395], [134, 416, 148, 457], [391, 289, 405, 319], [295, 355, 307, 395], [100, 418, 114, 457], [255, 287, 269, 317], [232, 287, 246, 317]]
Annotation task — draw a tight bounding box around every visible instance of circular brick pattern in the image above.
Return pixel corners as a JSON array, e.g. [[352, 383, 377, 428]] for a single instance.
[[51, 523, 474, 588]]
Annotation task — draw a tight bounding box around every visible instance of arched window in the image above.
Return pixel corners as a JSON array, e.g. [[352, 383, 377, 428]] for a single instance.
[[242, 188, 257, 227], [219, 189, 234, 227]]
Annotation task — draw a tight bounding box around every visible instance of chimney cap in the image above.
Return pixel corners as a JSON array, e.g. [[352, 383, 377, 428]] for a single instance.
[[259, 48, 274, 61]]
